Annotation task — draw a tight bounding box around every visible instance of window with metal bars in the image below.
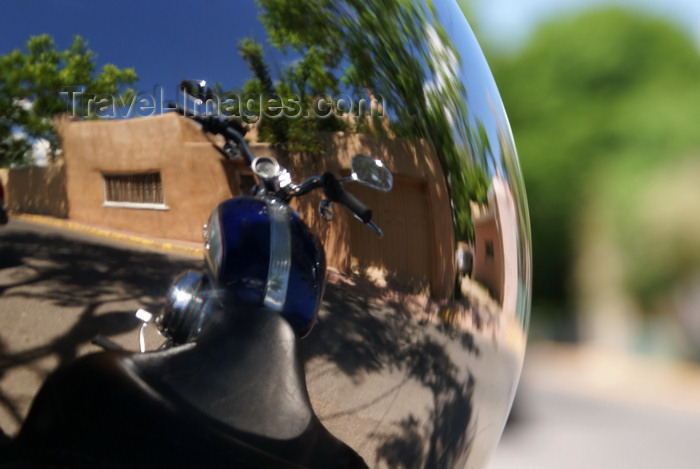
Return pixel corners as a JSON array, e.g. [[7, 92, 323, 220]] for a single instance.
[[103, 172, 167, 209]]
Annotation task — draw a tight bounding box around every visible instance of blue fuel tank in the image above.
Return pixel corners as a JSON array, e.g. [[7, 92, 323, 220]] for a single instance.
[[204, 196, 326, 336]]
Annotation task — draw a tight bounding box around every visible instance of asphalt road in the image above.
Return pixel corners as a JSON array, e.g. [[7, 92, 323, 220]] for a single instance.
[[0, 217, 201, 435], [4, 217, 700, 468], [1, 216, 520, 467]]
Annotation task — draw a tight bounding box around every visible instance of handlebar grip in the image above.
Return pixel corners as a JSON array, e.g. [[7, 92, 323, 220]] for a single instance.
[[322, 173, 372, 224], [168, 105, 247, 137]]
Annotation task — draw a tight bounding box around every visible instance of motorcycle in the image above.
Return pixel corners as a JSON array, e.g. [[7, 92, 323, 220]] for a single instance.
[[0, 87, 392, 468], [141, 89, 392, 350], [1, 1, 534, 466]]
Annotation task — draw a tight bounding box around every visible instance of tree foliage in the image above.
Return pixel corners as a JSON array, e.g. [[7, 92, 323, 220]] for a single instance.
[[0, 34, 137, 167], [490, 8, 700, 314], [238, 0, 488, 239]]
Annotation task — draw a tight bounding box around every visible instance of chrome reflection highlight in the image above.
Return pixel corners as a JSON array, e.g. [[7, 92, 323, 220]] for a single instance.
[[350, 153, 394, 192], [156, 271, 214, 344], [262, 198, 292, 311], [204, 208, 223, 281], [178, 0, 530, 467]]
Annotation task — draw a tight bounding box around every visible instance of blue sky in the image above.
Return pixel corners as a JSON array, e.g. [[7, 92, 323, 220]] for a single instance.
[[3, 0, 698, 165], [1, 0, 699, 92], [0, 0, 270, 94], [475, 0, 700, 48]]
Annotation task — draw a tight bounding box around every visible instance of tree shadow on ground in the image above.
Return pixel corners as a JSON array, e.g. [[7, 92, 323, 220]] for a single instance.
[[301, 274, 478, 467], [1, 221, 480, 464], [0, 223, 201, 428]]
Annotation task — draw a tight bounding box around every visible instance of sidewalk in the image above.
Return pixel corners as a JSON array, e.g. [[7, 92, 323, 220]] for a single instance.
[[490, 342, 700, 469], [10, 212, 203, 258], [521, 341, 700, 415]]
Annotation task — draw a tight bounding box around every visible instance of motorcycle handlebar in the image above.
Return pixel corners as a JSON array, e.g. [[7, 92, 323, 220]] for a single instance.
[[322, 173, 372, 224], [169, 104, 253, 164], [170, 106, 375, 228]]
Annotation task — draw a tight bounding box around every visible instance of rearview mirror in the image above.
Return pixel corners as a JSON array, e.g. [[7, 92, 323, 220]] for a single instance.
[[351, 153, 393, 192], [179, 79, 212, 101]]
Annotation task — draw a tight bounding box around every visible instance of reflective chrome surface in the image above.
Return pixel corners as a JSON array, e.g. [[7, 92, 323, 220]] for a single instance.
[[157, 270, 212, 344], [195, 1, 530, 467], [261, 198, 292, 312], [351, 154, 394, 192]]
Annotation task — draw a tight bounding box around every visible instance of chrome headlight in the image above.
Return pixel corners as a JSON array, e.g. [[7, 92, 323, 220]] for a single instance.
[[156, 270, 214, 344]]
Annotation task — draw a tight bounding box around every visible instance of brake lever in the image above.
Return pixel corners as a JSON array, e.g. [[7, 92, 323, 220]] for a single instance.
[[366, 220, 383, 237]]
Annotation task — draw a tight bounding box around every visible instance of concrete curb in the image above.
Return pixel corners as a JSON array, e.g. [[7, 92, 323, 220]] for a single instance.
[[9, 212, 203, 258]]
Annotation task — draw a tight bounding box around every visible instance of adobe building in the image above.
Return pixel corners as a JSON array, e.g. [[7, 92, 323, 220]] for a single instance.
[[470, 177, 518, 315], [53, 113, 456, 299]]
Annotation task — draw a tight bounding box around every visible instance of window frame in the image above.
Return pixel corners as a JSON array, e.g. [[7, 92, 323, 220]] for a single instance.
[[102, 171, 169, 210]]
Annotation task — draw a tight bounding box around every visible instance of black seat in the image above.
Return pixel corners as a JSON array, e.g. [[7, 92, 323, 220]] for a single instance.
[[4, 307, 367, 469]]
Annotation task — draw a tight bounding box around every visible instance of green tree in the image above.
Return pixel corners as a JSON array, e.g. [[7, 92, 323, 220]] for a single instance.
[[0, 34, 137, 167], [490, 8, 700, 319], [235, 37, 337, 155], [239, 0, 487, 239]]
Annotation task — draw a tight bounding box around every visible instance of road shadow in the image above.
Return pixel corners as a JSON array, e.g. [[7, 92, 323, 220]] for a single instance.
[[0, 222, 201, 428], [1, 221, 481, 465], [301, 276, 479, 467]]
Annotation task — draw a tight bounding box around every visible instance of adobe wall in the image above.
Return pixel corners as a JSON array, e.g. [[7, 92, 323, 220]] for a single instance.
[[470, 178, 518, 308], [58, 114, 232, 242], [57, 113, 455, 298], [472, 209, 503, 302], [3, 163, 68, 218], [296, 131, 455, 298]]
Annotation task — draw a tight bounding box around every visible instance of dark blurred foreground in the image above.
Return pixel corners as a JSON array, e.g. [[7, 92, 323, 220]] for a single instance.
[[0, 218, 201, 434]]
